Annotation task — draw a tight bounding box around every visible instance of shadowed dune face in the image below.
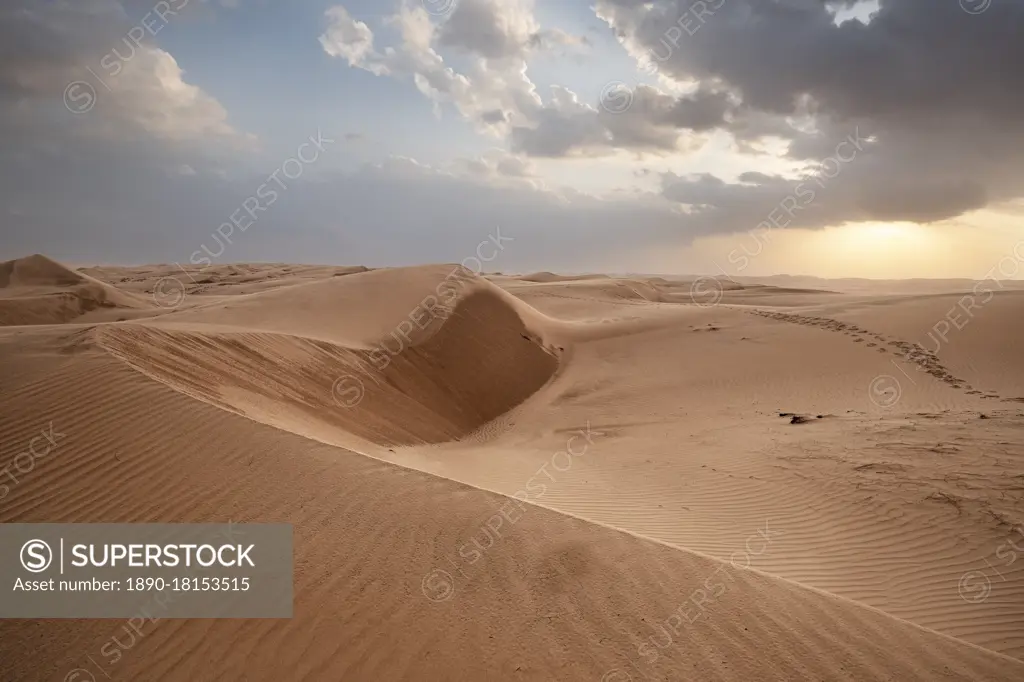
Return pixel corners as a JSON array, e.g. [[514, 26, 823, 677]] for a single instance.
[[97, 286, 561, 447]]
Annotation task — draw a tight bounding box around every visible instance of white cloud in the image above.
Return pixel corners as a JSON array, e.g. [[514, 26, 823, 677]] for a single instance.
[[0, 0, 243, 144], [96, 45, 239, 141], [321, 2, 544, 132], [319, 6, 382, 70]]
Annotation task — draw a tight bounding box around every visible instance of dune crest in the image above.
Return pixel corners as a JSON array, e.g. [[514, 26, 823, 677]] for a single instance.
[[96, 269, 563, 447]]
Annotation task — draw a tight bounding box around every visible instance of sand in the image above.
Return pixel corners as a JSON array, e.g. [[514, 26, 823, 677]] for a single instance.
[[1, 255, 1022, 681], [0, 254, 146, 326]]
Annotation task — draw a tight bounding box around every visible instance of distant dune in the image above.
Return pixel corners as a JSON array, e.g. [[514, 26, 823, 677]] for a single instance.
[[518, 271, 612, 283], [0, 254, 145, 325], [0, 253, 88, 288]]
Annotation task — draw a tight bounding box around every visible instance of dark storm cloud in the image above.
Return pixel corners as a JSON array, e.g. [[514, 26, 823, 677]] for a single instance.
[[510, 84, 736, 157], [593, 0, 1024, 226]]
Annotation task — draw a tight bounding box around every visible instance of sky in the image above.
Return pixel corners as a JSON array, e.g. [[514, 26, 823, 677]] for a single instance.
[[1, 0, 1023, 279]]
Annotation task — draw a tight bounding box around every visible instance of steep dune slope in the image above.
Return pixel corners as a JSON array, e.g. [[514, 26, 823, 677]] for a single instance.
[[96, 269, 563, 448]]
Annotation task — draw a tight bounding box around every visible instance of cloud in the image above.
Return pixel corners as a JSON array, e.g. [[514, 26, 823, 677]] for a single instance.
[[0, 0, 261, 265], [0, 0, 241, 143], [529, 28, 591, 52], [319, 6, 382, 70], [321, 1, 545, 133], [510, 84, 738, 157], [5, 0, 1020, 276], [320, 2, 736, 158], [454, 150, 536, 180], [602, 0, 1023, 124], [322, 0, 1021, 231], [437, 0, 541, 61], [494, 154, 533, 178], [435, 0, 587, 61], [590, 0, 1024, 227], [0, 144, 688, 273]]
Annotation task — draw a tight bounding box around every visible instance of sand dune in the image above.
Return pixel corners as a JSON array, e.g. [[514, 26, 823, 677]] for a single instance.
[[0, 254, 90, 288], [518, 271, 613, 283], [96, 269, 563, 448], [0, 254, 145, 326], [382, 286, 1024, 659], [1, 257, 1022, 680]]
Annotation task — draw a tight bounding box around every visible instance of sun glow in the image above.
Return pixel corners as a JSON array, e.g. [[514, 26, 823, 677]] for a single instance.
[[681, 217, 1024, 280], [791, 222, 947, 278], [830, 222, 934, 250]]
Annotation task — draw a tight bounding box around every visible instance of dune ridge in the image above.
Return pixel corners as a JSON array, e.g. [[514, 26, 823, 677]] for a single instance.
[[96, 272, 563, 447]]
